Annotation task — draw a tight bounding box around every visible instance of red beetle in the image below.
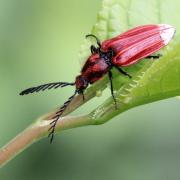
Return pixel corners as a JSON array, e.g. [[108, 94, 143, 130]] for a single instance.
[[20, 24, 175, 142]]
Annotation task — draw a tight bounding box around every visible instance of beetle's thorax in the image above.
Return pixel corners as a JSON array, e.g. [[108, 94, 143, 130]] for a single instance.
[[75, 49, 116, 93], [99, 49, 115, 67]]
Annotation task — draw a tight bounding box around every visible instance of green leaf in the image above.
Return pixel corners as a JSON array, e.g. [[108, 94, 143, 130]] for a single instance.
[[1, 0, 180, 167], [79, 0, 180, 122], [79, 0, 180, 92], [91, 38, 180, 124]]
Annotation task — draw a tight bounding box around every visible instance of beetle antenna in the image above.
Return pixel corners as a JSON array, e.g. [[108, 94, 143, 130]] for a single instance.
[[19, 82, 75, 95], [86, 34, 101, 48], [48, 90, 78, 143]]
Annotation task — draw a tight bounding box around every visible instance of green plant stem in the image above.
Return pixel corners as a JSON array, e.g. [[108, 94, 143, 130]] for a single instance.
[[1, 0, 180, 171], [0, 76, 109, 168], [1, 41, 180, 168], [0, 114, 92, 168], [44, 77, 108, 120]]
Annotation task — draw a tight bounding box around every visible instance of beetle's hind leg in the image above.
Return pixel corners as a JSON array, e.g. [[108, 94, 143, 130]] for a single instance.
[[115, 67, 132, 79], [108, 71, 118, 109], [146, 54, 162, 59]]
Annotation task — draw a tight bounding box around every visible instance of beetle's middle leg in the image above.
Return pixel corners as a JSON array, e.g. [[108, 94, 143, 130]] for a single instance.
[[108, 71, 117, 109], [115, 67, 132, 79]]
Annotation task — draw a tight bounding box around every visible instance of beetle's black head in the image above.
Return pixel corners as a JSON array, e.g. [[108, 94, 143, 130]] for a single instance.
[[75, 75, 88, 94]]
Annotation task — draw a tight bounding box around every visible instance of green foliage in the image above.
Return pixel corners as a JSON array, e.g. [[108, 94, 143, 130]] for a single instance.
[[1, 0, 180, 171], [91, 39, 180, 124], [79, 0, 180, 122]]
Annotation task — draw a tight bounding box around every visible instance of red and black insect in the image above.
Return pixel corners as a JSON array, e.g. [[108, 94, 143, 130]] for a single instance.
[[20, 24, 175, 142]]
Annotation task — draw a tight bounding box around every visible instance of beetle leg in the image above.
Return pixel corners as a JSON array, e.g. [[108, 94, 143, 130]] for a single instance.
[[115, 67, 132, 79], [108, 71, 117, 109], [146, 54, 162, 59], [82, 91, 85, 101]]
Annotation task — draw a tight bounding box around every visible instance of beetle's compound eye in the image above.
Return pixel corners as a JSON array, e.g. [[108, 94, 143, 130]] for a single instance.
[[75, 75, 88, 93]]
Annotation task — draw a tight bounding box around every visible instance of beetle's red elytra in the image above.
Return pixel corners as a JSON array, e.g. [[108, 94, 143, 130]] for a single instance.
[[20, 24, 175, 142]]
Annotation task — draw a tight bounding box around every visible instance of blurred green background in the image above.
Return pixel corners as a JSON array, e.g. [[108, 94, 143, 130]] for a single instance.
[[0, 0, 180, 179]]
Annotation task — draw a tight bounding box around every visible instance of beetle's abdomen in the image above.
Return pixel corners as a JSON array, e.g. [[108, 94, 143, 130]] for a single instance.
[[81, 54, 109, 84]]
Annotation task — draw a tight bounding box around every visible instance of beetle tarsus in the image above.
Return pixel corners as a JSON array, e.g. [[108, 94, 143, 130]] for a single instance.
[[146, 54, 162, 59]]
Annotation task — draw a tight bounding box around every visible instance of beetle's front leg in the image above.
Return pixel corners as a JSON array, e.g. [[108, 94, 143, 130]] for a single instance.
[[82, 91, 85, 101]]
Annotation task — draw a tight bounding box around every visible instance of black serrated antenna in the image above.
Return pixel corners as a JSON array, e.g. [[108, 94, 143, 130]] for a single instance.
[[19, 82, 75, 95], [48, 90, 77, 143]]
